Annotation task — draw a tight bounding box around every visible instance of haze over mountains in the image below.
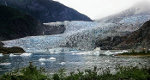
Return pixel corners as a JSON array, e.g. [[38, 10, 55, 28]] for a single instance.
[[98, 1, 150, 31], [98, 1, 150, 22]]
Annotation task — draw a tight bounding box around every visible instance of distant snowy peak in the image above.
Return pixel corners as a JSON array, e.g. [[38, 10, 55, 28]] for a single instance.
[[98, 1, 150, 23]]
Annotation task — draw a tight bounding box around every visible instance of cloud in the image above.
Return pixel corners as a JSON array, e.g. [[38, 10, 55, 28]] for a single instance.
[[54, 0, 150, 20]]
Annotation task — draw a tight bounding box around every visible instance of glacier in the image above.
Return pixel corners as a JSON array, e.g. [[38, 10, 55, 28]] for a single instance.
[[3, 16, 150, 52], [4, 2, 150, 52], [3, 21, 130, 52]]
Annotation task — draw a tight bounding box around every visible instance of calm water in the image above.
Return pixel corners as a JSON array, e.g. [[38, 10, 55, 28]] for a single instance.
[[0, 52, 150, 75]]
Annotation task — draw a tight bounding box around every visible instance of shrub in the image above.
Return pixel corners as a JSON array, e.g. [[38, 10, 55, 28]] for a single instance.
[[0, 63, 150, 80], [0, 62, 49, 80]]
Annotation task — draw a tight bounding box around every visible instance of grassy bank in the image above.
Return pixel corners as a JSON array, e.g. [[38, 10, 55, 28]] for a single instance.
[[0, 62, 150, 80], [115, 49, 150, 57]]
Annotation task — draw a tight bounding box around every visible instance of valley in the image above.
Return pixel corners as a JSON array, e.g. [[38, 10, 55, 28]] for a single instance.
[[0, 0, 150, 79]]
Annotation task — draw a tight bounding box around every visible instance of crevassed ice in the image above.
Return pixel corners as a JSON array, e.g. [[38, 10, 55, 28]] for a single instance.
[[2, 20, 147, 52], [3, 21, 118, 52]]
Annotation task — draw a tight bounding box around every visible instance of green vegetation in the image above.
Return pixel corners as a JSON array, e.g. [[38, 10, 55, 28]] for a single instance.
[[116, 49, 150, 56], [0, 62, 48, 80], [0, 63, 150, 80]]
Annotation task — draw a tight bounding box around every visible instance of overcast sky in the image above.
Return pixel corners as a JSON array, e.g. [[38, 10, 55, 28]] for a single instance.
[[54, 0, 150, 20]]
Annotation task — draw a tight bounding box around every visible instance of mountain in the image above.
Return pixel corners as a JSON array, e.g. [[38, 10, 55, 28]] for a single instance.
[[0, 0, 92, 23], [95, 2, 150, 50], [0, 5, 43, 40], [99, 1, 150, 23], [97, 1, 150, 32], [96, 20, 150, 50], [0, 5, 65, 40], [116, 20, 150, 49]]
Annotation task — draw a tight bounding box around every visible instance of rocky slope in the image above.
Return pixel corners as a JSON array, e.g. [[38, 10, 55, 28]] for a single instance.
[[0, 41, 25, 54], [96, 20, 150, 50], [44, 22, 65, 35], [0, 0, 92, 23], [0, 46, 25, 54], [95, 36, 127, 50], [116, 20, 150, 49]]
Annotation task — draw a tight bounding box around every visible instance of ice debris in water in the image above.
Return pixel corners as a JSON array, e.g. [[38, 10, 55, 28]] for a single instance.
[[59, 62, 66, 65], [103, 51, 113, 56], [39, 57, 56, 62], [0, 53, 3, 57], [0, 63, 11, 66], [49, 57, 56, 61], [9, 54, 19, 57], [41, 62, 45, 65], [72, 47, 101, 56], [72, 51, 100, 56], [20, 53, 32, 57], [114, 50, 128, 54], [39, 58, 47, 62], [48, 48, 79, 54]]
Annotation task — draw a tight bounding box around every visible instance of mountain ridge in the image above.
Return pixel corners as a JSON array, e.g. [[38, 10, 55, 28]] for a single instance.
[[0, 5, 66, 41], [0, 0, 92, 23]]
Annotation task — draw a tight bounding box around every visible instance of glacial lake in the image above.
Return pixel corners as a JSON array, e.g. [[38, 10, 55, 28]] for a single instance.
[[0, 51, 150, 75]]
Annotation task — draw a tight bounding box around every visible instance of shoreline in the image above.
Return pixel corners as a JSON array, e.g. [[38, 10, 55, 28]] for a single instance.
[[115, 54, 150, 57]]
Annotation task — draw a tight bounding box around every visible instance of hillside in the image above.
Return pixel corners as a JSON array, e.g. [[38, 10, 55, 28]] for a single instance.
[[96, 20, 150, 50], [0, 5, 45, 40], [0, 0, 92, 23], [0, 5, 67, 40], [95, 2, 150, 50], [116, 20, 150, 49]]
